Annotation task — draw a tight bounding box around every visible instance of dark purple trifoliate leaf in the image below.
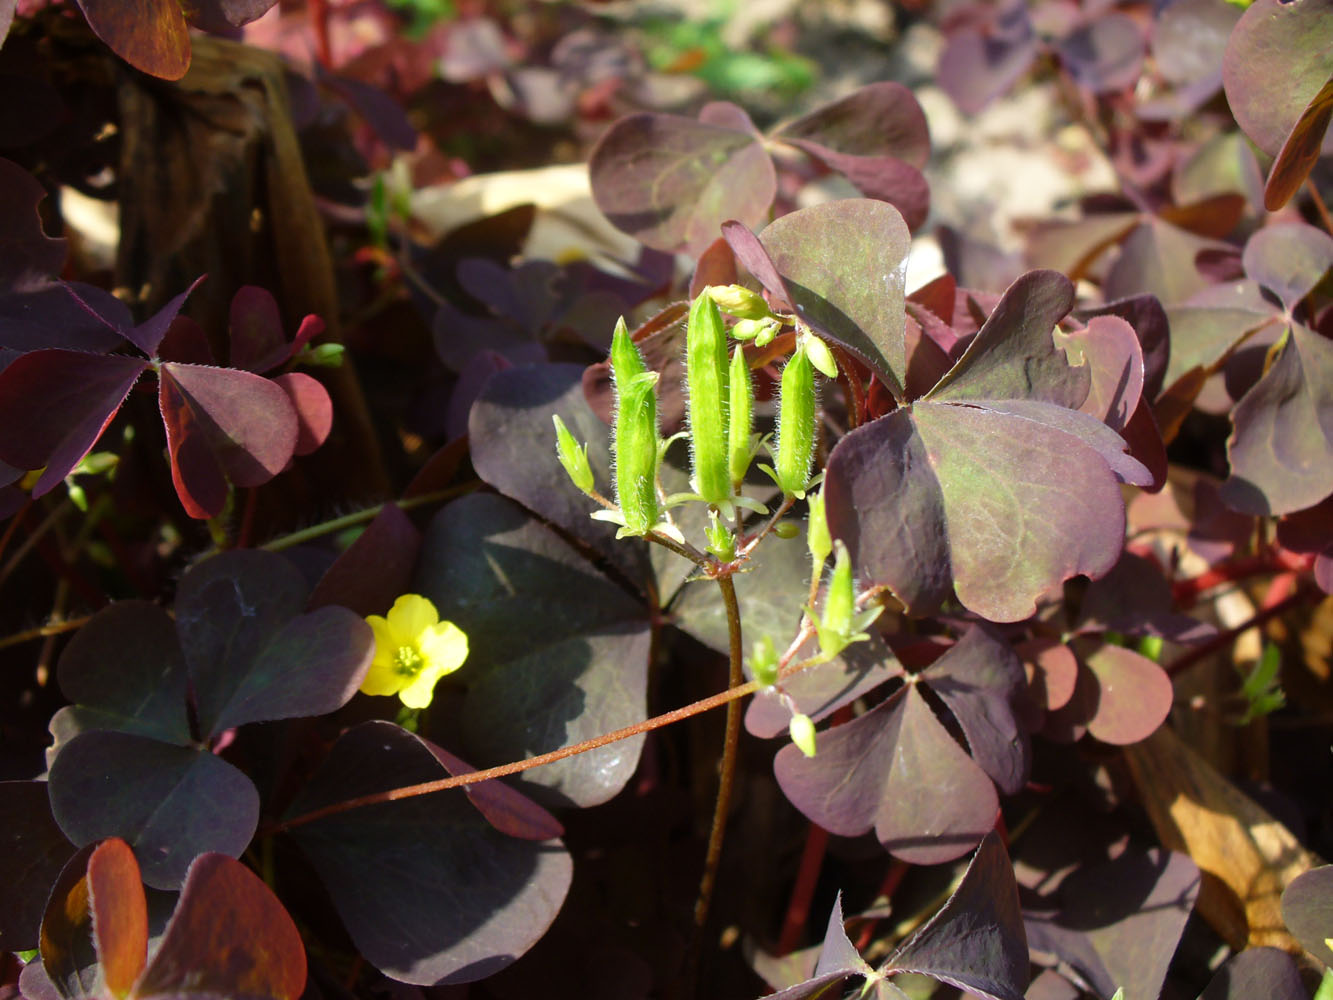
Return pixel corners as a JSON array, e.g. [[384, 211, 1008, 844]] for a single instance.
[[1057, 12, 1144, 95], [227, 285, 289, 372], [0, 283, 128, 354], [721, 219, 794, 311], [1059, 315, 1143, 432], [927, 270, 1085, 408], [1051, 848, 1199, 1000], [1015, 638, 1079, 732], [132, 852, 306, 1000], [760, 894, 874, 1000], [1223, 0, 1333, 159], [1151, 0, 1240, 92], [925, 628, 1029, 796], [422, 741, 564, 842], [185, 0, 278, 30], [883, 832, 1028, 1000], [48, 730, 259, 889], [272, 372, 332, 456], [175, 550, 372, 738], [0, 349, 148, 497], [774, 683, 999, 864], [0, 781, 76, 951], [1241, 222, 1333, 314], [1264, 77, 1333, 211], [471, 363, 652, 588], [1104, 216, 1231, 305], [284, 721, 572, 986], [1278, 494, 1333, 554], [745, 630, 902, 739], [418, 493, 650, 807], [1164, 280, 1275, 390], [1198, 947, 1306, 1000], [117, 277, 205, 358], [588, 111, 776, 257], [826, 399, 1141, 621], [51, 601, 192, 752], [321, 72, 418, 152], [757, 199, 910, 397], [790, 145, 932, 232], [0, 157, 65, 290], [158, 362, 299, 519], [774, 83, 930, 167], [1279, 864, 1333, 965], [938, 1, 1040, 115], [307, 503, 421, 617], [1077, 551, 1216, 644], [1080, 643, 1173, 745], [1221, 322, 1333, 516], [1025, 211, 1140, 283], [1075, 294, 1170, 401]]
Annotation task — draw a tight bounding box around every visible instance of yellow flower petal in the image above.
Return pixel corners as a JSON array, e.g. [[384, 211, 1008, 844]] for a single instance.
[[418, 620, 468, 675], [387, 594, 440, 640]]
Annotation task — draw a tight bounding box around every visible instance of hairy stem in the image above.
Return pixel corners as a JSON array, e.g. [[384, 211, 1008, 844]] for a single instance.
[[257, 485, 474, 553]]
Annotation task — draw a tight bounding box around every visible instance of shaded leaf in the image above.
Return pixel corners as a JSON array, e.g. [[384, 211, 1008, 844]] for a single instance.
[[1222, 0, 1333, 158], [158, 362, 298, 517], [272, 373, 332, 456], [87, 839, 147, 998], [285, 721, 572, 986], [761, 894, 873, 1000], [773, 82, 930, 168], [48, 731, 259, 890], [227, 285, 288, 373], [937, 3, 1039, 115], [418, 493, 650, 807], [758, 199, 911, 397], [1264, 77, 1333, 211], [588, 112, 776, 256], [1221, 322, 1333, 516], [423, 741, 564, 842], [307, 503, 421, 617], [1060, 315, 1143, 432], [884, 832, 1027, 1000], [0, 350, 148, 497], [774, 684, 999, 864], [1057, 13, 1144, 95], [175, 550, 371, 738], [1240, 222, 1333, 314], [132, 853, 305, 1000], [0, 157, 66, 289], [1279, 865, 1333, 965], [1198, 947, 1306, 1000], [0, 781, 76, 951], [75, 0, 191, 80], [53, 601, 191, 749], [38, 844, 101, 1000]]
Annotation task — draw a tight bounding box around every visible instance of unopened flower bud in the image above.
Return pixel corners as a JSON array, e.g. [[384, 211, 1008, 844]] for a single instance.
[[789, 713, 817, 757], [552, 414, 594, 494], [707, 284, 773, 321]]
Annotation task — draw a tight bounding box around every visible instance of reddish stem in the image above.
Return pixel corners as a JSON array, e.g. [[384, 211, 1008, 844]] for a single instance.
[[853, 860, 909, 952], [778, 822, 829, 956], [1172, 550, 1311, 608], [1165, 589, 1314, 678], [308, 0, 333, 67]]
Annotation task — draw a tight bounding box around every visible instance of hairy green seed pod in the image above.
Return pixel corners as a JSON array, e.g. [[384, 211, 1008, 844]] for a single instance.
[[552, 414, 594, 494], [686, 292, 731, 505], [609, 316, 646, 385], [823, 540, 855, 637], [789, 713, 817, 758], [807, 488, 831, 566], [707, 284, 773, 321], [775, 343, 817, 498], [614, 370, 660, 536], [751, 634, 779, 688], [728, 346, 753, 487]]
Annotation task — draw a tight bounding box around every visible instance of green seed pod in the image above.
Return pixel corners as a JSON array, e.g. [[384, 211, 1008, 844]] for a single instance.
[[609, 316, 646, 385], [552, 414, 594, 494], [823, 540, 855, 637], [775, 343, 817, 498], [614, 370, 660, 536], [789, 713, 817, 758], [772, 521, 800, 540], [707, 284, 773, 321], [728, 346, 753, 487], [807, 488, 831, 567], [686, 292, 731, 505]]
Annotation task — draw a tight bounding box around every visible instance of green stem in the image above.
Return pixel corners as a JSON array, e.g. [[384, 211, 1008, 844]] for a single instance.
[[257, 486, 473, 553]]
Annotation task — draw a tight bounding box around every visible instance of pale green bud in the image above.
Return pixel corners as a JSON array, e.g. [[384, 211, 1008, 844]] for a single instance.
[[705, 510, 737, 561], [789, 713, 817, 757], [706, 284, 773, 321], [751, 635, 779, 688], [686, 292, 731, 506], [824, 540, 855, 637], [295, 342, 346, 368], [731, 316, 781, 344], [552, 414, 594, 494], [772, 521, 800, 540], [609, 316, 646, 384], [803, 334, 838, 380], [807, 489, 831, 567]]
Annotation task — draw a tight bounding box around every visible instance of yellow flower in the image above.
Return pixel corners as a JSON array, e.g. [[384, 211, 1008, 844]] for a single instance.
[[361, 595, 468, 709]]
